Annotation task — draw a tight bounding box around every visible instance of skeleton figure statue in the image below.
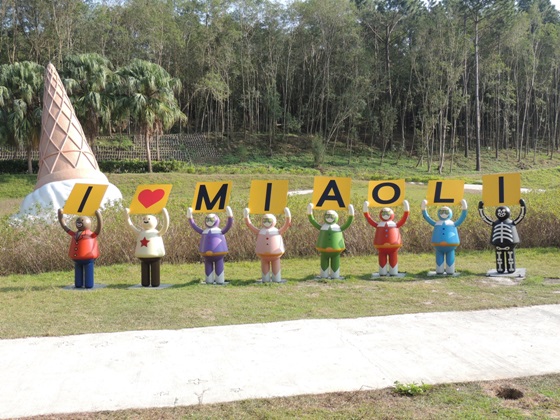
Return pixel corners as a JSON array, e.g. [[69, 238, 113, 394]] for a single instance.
[[478, 199, 526, 273], [187, 206, 233, 285]]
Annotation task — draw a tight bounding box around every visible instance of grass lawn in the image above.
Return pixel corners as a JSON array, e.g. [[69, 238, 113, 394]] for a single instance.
[[3, 146, 560, 419]]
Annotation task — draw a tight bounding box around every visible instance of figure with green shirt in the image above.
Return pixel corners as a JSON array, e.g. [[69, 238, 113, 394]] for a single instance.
[[307, 203, 354, 279]]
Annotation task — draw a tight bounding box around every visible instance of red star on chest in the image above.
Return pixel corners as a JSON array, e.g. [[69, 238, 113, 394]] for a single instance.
[[140, 237, 150, 247]]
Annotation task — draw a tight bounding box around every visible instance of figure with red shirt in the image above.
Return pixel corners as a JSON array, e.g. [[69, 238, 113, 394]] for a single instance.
[[58, 208, 103, 288], [363, 200, 409, 276]]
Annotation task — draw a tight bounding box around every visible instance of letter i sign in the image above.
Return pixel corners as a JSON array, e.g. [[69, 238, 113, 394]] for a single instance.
[[63, 183, 108, 215], [129, 184, 172, 214]]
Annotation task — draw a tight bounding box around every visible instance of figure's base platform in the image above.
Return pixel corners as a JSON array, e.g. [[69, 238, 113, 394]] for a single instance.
[[128, 284, 173, 290], [256, 280, 287, 284], [315, 276, 345, 280], [427, 272, 461, 277], [205, 282, 230, 286], [486, 268, 526, 278], [371, 273, 406, 279], [62, 284, 107, 290]]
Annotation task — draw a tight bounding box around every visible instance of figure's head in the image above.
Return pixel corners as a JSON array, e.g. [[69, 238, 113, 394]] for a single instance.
[[141, 215, 158, 230], [324, 210, 339, 225], [262, 214, 277, 228], [75, 216, 91, 232], [437, 206, 453, 221], [495, 206, 511, 221], [205, 213, 220, 228], [379, 207, 394, 222]]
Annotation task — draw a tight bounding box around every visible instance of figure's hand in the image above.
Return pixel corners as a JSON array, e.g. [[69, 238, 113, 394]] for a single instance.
[[520, 198, 526, 207], [478, 201, 484, 210], [363, 201, 369, 213], [243, 208, 249, 218], [421, 199, 428, 211], [58, 208, 64, 220], [95, 209, 102, 219], [284, 207, 291, 219], [187, 207, 193, 219], [226, 206, 233, 218], [125, 207, 130, 215], [461, 199, 468, 210], [403, 200, 410, 212], [307, 203, 314, 215], [348, 204, 355, 216]]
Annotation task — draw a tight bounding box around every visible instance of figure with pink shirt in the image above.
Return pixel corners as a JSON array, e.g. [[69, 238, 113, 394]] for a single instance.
[[244, 207, 291, 283]]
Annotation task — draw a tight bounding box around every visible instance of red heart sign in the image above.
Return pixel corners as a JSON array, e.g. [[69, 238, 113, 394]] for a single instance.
[[138, 189, 165, 208]]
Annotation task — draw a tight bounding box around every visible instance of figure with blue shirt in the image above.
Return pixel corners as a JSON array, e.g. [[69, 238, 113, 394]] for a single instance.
[[421, 199, 468, 275]]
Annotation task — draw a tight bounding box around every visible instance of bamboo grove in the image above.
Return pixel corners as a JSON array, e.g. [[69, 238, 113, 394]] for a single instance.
[[1, 0, 560, 171]]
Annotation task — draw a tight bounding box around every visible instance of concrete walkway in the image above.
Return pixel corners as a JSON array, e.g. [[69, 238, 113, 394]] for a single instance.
[[1, 304, 559, 419]]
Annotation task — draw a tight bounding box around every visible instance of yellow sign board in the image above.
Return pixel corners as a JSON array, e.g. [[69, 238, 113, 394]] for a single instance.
[[129, 184, 172, 214], [311, 176, 352, 210], [63, 183, 108, 216], [248, 180, 289, 214], [482, 173, 521, 206], [367, 179, 405, 207], [426, 180, 464, 205], [192, 181, 232, 213]]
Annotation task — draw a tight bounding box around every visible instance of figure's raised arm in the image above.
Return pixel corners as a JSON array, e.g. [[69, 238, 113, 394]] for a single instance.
[[477, 201, 493, 226], [454, 199, 468, 227], [340, 204, 354, 231], [514, 199, 527, 225], [363, 201, 378, 227], [279, 207, 292, 234], [244, 208, 259, 234], [94, 210, 103, 236], [221, 206, 234, 234], [421, 200, 436, 226], [396, 200, 410, 228], [187, 207, 203, 234], [58, 208, 71, 233], [159, 207, 170, 236], [125, 208, 141, 233], [307, 203, 321, 230]]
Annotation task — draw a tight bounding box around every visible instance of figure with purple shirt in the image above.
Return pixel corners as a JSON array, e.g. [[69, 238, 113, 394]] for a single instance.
[[187, 206, 234, 284]]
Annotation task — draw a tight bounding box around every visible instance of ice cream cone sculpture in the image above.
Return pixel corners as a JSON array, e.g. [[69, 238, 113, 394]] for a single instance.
[[14, 63, 121, 220]]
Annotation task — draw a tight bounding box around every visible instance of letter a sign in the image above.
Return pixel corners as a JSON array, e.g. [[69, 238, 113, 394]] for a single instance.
[[311, 176, 352, 210]]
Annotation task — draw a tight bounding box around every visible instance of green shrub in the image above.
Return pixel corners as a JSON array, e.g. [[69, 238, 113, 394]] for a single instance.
[[393, 381, 432, 396], [0, 160, 39, 174]]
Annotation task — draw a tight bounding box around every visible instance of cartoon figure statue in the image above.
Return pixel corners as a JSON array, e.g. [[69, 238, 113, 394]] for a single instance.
[[478, 199, 526, 273], [244, 207, 291, 283], [307, 203, 354, 279], [363, 200, 410, 276], [187, 206, 233, 285], [58, 208, 102, 288], [125, 207, 170, 287], [421, 199, 468, 275]]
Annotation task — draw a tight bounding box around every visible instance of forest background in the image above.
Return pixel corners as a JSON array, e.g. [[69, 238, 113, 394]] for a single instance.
[[1, 0, 560, 174]]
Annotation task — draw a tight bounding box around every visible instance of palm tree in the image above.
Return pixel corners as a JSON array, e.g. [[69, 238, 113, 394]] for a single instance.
[[62, 53, 115, 150], [0, 61, 44, 174], [115, 59, 186, 173]]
